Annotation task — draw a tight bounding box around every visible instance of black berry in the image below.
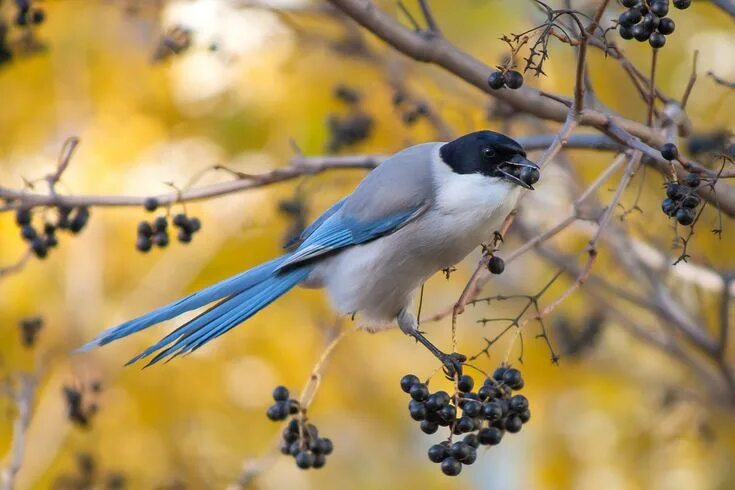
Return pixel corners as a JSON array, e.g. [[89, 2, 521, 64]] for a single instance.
[[136, 235, 152, 252], [457, 375, 474, 393], [69, 206, 90, 233], [650, 1, 669, 17], [483, 402, 503, 421], [619, 24, 634, 40], [138, 221, 153, 237], [272, 385, 289, 402], [478, 427, 503, 445], [519, 409, 531, 423], [504, 70, 524, 90], [21, 225, 37, 240], [177, 230, 192, 244], [658, 17, 675, 35], [441, 457, 462, 476], [295, 451, 315, 469], [633, 24, 650, 42], [153, 216, 168, 231], [509, 394, 529, 412], [409, 400, 427, 421], [676, 207, 695, 226], [649, 32, 666, 48], [505, 415, 523, 433], [488, 71, 505, 90], [143, 197, 159, 212], [673, 0, 691, 9], [502, 368, 524, 390], [420, 419, 439, 434], [173, 213, 188, 227], [15, 207, 31, 225], [682, 195, 700, 209], [153, 232, 169, 248], [642, 13, 660, 32], [450, 441, 470, 460], [428, 444, 447, 463], [665, 182, 683, 200], [31, 237, 47, 258], [400, 374, 419, 393], [410, 383, 429, 401], [661, 198, 677, 217], [684, 173, 700, 188], [492, 366, 508, 380], [455, 416, 475, 434], [312, 453, 326, 469], [463, 400, 482, 417], [488, 255, 505, 274], [266, 403, 288, 421]]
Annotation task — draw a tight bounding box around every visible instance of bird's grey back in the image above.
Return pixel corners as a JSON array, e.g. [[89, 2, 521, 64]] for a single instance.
[[341, 142, 440, 223]]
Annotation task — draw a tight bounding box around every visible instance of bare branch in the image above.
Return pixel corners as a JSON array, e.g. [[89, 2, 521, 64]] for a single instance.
[[681, 50, 699, 110], [324, 0, 735, 215], [1, 374, 36, 490]]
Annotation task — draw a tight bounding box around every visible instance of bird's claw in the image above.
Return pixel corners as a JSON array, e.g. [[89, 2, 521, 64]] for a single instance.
[[440, 352, 467, 379]]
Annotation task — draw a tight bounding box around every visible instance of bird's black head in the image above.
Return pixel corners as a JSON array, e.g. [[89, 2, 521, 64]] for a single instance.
[[439, 130, 540, 189]]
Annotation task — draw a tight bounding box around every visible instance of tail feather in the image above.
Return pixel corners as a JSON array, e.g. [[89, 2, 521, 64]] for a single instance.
[[133, 267, 310, 366], [79, 255, 293, 353]]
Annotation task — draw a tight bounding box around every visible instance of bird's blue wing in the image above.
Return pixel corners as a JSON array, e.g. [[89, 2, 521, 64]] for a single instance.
[[283, 197, 348, 249], [277, 202, 428, 270]]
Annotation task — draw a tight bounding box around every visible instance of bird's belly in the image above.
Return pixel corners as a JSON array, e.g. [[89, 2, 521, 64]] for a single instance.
[[308, 206, 506, 325]]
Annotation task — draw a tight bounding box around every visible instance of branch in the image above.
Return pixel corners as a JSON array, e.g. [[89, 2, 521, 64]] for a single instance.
[[325, 0, 735, 215], [1, 375, 36, 490], [0, 135, 621, 211]]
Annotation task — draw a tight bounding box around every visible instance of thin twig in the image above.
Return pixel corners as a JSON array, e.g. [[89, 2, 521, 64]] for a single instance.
[[1, 374, 36, 490], [681, 50, 699, 110]]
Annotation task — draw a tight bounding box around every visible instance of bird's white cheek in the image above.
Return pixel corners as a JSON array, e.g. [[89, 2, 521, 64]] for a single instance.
[[434, 172, 512, 217]]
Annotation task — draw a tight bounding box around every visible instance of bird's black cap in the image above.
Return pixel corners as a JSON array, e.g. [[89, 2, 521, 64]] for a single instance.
[[440, 130, 539, 189]]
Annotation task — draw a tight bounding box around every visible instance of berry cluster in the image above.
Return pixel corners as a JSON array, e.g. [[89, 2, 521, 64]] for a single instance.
[[136, 209, 201, 252], [617, 0, 691, 48], [327, 85, 374, 152], [661, 175, 700, 225], [63, 380, 102, 428], [659, 143, 701, 226], [391, 92, 430, 126], [0, 1, 46, 66], [15, 205, 90, 258], [401, 366, 530, 476], [267, 386, 334, 470], [14, 0, 45, 27], [487, 69, 524, 90]]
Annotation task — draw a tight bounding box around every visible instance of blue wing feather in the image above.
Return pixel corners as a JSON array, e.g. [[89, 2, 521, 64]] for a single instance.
[[277, 203, 427, 270]]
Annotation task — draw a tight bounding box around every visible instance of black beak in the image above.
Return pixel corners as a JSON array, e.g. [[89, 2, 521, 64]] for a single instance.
[[496, 154, 540, 190]]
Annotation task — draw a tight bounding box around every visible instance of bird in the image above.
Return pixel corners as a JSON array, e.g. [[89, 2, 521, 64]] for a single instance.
[[80, 130, 540, 375]]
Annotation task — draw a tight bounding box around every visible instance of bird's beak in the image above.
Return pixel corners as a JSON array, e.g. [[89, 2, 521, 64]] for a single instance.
[[496, 154, 540, 190]]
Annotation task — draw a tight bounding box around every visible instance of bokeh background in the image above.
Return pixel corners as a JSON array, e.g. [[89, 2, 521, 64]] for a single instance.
[[1, 0, 734, 488]]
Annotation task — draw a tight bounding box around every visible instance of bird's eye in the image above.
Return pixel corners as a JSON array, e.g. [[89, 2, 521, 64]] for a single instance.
[[482, 147, 496, 158]]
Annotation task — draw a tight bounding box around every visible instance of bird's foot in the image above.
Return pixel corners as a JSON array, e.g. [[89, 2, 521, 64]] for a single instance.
[[439, 352, 467, 379]]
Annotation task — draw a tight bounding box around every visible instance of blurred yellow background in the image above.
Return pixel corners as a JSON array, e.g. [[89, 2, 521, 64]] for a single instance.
[[1, 0, 734, 488]]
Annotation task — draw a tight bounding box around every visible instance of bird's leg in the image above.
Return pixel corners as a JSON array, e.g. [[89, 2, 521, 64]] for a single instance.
[[397, 309, 466, 377]]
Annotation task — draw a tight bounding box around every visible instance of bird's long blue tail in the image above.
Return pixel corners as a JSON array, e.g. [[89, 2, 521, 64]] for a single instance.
[[79, 255, 311, 366]]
